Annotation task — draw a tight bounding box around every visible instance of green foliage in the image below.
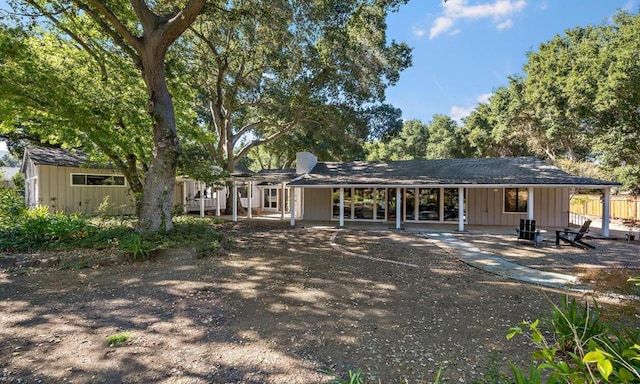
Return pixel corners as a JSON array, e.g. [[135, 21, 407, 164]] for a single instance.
[[187, 0, 411, 175], [506, 296, 640, 383], [11, 171, 24, 192], [323, 367, 364, 384], [0, 187, 26, 226], [0, 200, 92, 251], [121, 234, 150, 261], [106, 332, 133, 347], [550, 296, 605, 352]]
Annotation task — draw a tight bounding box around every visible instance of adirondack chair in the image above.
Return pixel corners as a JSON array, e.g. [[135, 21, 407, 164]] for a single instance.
[[555, 220, 594, 250], [516, 219, 539, 244]]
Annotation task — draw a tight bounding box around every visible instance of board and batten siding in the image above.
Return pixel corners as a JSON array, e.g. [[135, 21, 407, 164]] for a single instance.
[[466, 187, 569, 228], [37, 165, 136, 215], [301, 187, 332, 221]]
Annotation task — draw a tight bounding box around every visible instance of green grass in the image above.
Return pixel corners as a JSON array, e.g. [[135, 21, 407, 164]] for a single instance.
[[106, 332, 134, 347]]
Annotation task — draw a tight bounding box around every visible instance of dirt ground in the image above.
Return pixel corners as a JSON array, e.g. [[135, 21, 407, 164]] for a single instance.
[[1, 220, 633, 383]]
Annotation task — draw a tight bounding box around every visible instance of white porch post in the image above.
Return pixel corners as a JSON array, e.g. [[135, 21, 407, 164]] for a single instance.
[[232, 181, 238, 222], [199, 182, 205, 218], [602, 187, 611, 237], [247, 181, 253, 219], [458, 187, 465, 232], [281, 181, 286, 220], [215, 189, 221, 217], [290, 188, 296, 226], [527, 187, 534, 221], [182, 181, 187, 214], [339, 187, 345, 227], [396, 187, 402, 230]]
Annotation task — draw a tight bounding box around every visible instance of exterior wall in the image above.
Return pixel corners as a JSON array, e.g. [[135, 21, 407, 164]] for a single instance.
[[36, 165, 136, 215], [466, 187, 569, 228], [300, 186, 570, 227], [302, 187, 332, 221]]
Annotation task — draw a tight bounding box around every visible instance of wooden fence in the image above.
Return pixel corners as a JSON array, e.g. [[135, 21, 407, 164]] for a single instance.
[[570, 194, 640, 221]]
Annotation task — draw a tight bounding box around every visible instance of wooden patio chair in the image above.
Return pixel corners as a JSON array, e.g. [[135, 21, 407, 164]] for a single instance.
[[516, 219, 539, 244], [555, 219, 594, 250]]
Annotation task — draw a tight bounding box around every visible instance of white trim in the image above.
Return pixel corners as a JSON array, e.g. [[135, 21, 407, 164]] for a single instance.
[[458, 187, 465, 232], [289, 183, 619, 189], [602, 188, 611, 237]]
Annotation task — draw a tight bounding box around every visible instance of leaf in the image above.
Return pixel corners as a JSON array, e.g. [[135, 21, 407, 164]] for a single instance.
[[618, 367, 635, 382], [597, 358, 613, 381], [583, 349, 607, 363], [507, 326, 522, 340]]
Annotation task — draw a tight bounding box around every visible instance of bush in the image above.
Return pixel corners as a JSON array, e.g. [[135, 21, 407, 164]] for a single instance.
[[0, 187, 26, 227], [506, 296, 640, 383], [0, 203, 93, 251]]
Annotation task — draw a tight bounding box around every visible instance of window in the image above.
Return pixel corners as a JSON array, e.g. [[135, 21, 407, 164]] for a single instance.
[[505, 188, 528, 213], [418, 188, 439, 221], [71, 174, 125, 186]]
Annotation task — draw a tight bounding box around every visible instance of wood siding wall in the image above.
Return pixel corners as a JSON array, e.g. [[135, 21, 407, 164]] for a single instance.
[[37, 165, 137, 215], [301, 186, 570, 227], [466, 187, 569, 228], [302, 187, 332, 221]]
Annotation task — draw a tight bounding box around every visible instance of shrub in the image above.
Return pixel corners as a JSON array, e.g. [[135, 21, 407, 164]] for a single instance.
[[0, 204, 92, 251], [506, 295, 640, 383], [0, 187, 26, 227]]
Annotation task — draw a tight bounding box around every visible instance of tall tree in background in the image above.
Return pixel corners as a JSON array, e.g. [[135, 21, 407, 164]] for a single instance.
[[2, 0, 205, 232], [185, 0, 411, 205]]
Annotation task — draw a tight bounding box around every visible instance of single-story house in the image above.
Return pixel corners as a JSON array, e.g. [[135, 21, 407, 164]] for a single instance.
[[271, 152, 619, 236], [20, 146, 265, 217], [21, 146, 620, 236], [21, 146, 141, 215]]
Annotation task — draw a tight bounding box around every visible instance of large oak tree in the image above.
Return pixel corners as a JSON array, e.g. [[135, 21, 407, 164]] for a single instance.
[[2, 0, 205, 232], [183, 0, 411, 209]]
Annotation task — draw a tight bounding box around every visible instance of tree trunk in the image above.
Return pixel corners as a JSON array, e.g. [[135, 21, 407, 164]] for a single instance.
[[136, 52, 179, 232], [224, 179, 247, 216]]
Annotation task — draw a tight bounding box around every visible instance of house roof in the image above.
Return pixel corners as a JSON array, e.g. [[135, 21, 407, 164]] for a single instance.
[[254, 168, 297, 183], [288, 157, 620, 188], [22, 146, 92, 170]]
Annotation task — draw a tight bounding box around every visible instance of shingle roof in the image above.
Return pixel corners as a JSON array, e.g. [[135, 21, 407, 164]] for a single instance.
[[25, 146, 90, 168], [288, 157, 619, 187], [254, 168, 297, 183]]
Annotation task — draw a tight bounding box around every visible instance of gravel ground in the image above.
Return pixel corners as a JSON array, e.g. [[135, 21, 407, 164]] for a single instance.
[[0, 220, 598, 383]]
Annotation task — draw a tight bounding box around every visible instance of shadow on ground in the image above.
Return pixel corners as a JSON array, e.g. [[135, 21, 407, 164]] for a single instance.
[[0, 221, 574, 383]]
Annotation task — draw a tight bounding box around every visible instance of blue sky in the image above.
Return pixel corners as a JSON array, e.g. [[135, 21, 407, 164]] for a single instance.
[[385, 0, 638, 123]]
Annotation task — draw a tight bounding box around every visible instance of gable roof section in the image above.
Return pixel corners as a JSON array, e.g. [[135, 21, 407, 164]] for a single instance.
[[289, 157, 619, 187], [24, 146, 90, 169]]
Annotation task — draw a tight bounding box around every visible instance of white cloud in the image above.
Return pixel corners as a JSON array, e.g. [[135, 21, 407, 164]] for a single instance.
[[412, 26, 426, 38], [429, 17, 454, 38], [450, 93, 494, 122], [477, 92, 493, 104], [450, 105, 475, 122], [430, 0, 526, 39], [496, 19, 513, 30]]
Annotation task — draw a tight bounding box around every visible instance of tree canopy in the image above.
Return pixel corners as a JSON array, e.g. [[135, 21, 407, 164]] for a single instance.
[[371, 10, 640, 191], [183, 0, 411, 176]]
